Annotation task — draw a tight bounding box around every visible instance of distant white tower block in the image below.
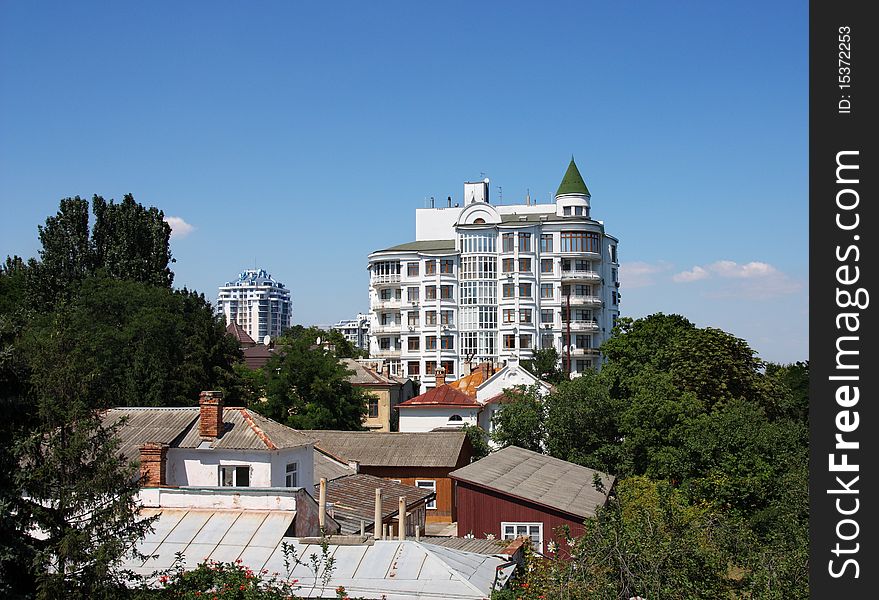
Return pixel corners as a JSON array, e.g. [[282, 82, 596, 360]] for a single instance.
[[217, 269, 292, 342]]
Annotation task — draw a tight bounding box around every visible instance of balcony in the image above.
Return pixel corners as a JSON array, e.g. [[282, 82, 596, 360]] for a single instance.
[[373, 299, 403, 310], [373, 348, 401, 358], [372, 323, 401, 334], [568, 347, 600, 357], [565, 295, 603, 307], [371, 274, 401, 287], [561, 320, 600, 332], [560, 270, 601, 283]]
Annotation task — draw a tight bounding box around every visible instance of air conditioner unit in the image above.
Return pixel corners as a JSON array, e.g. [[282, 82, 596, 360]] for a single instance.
[[408, 326, 415, 331]]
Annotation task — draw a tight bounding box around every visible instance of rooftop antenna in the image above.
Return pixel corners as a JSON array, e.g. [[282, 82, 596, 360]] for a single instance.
[[526, 187, 531, 206], [497, 186, 502, 204]]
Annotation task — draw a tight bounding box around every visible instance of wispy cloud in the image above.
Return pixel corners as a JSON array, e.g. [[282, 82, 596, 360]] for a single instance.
[[164, 216, 194, 240], [620, 261, 673, 288], [673, 260, 801, 299]]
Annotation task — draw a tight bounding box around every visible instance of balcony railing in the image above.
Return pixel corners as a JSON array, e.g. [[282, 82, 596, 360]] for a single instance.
[[560, 270, 601, 282], [565, 295, 603, 307], [373, 299, 403, 310], [372, 274, 401, 286], [568, 347, 600, 356], [373, 348, 402, 358], [561, 320, 600, 331], [372, 323, 401, 334]]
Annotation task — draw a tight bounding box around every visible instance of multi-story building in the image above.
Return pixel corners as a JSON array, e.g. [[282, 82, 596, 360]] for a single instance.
[[216, 268, 292, 342], [366, 158, 620, 385], [330, 312, 370, 350]]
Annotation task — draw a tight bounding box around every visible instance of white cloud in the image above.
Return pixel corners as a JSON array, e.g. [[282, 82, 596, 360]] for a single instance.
[[673, 259, 801, 299], [164, 216, 194, 240], [619, 261, 673, 288], [672, 265, 709, 283]]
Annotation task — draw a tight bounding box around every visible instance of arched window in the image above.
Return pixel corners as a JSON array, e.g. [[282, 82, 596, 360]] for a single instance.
[[473, 217, 485, 224], [448, 414, 463, 422]]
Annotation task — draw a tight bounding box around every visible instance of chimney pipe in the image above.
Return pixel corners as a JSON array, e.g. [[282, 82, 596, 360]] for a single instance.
[[374, 488, 383, 539], [139, 443, 168, 487], [435, 366, 446, 388], [319, 477, 327, 531], [398, 496, 406, 540], [199, 391, 224, 439]]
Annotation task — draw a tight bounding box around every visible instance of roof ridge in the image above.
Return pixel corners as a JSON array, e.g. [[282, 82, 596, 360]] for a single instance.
[[239, 408, 278, 450], [419, 543, 491, 596]]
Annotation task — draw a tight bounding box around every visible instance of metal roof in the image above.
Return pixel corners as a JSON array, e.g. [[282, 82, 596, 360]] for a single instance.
[[372, 239, 457, 254], [449, 445, 615, 520], [313, 450, 356, 484], [176, 408, 311, 450], [420, 536, 509, 554], [398, 385, 479, 408], [327, 473, 434, 534], [303, 430, 469, 468], [124, 510, 515, 599], [103, 408, 198, 462]]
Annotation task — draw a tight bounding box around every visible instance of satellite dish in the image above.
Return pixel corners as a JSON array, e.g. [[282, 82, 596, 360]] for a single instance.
[[263, 335, 271, 345], [483, 177, 490, 184], [315, 336, 322, 345]]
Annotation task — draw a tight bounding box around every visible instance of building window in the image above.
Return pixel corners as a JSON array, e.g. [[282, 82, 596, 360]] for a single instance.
[[408, 287, 420, 302], [518, 283, 532, 297], [426, 310, 437, 325], [441, 335, 454, 350], [426, 336, 437, 350], [518, 257, 531, 272], [416, 480, 437, 510], [503, 309, 515, 323], [502, 522, 543, 553], [540, 234, 553, 253], [610, 245, 618, 263], [540, 284, 553, 299], [379, 338, 391, 350], [519, 334, 532, 349], [441, 310, 453, 325], [503, 334, 516, 349], [425, 260, 436, 275], [408, 361, 420, 376], [518, 233, 531, 252], [219, 465, 250, 487], [574, 206, 584, 216], [540, 259, 553, 274], [612, 268, 618, 282], [440, 285, 453, 300], [502, 233, 515, 252], [612, 290, 619, 305], [425, 360, 437, 375], [408, 312, 419, 327], [503, 283, 514, 298], [576, 359, 593, 372], [440, 259, 454, 274], [379, 289, 392, 300], [408, 337, 420, 351], [561, 231, 601, 253], [407, 262, 419, 277], [441, 360, 454, 374], [502, 258, 514, 273], [368, 395, 379, 418], [285, 463, 298, 487], [540, 309, 553, 324], [541, 333, 554, 349], [519, 309, 532, 323], [448, 414, 463, 422], [563, 206, 571, 216], [426, 285, 437, 300]]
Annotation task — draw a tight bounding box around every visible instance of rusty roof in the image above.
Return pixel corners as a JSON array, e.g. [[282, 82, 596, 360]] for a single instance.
[[106, 406, 311, 457], [302, 430, 470, 468], [397, 384, 480, 408], [447, 363, 496, 397]]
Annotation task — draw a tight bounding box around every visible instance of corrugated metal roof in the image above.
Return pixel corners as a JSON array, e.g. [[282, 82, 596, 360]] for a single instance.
[[302, 431, 469, 468], [123, 511, 514, 599], [176, 408, 311, 450], [103, 408, 198, 462], [397, 385, 479, 408], [420, 537, 509, 555], [449, 445, 615, 519]]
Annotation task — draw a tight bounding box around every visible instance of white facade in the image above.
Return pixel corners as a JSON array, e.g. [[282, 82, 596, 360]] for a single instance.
[[165, 446, 314, 495], [398, 406, 480, 433], [217, 268, 292, 342], [367, 161, 620, 385]]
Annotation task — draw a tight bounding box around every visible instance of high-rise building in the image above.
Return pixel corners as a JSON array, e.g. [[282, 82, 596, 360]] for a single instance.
[[366, 158, 620, 386], [330, 313, 371, 350], [217, 269, 292, 342]]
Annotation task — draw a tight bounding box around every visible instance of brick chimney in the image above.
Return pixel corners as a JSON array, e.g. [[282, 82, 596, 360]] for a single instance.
[[199, 390, 224, 439], [435, 366, 446, 387], [479, 362, 493, 381], [139, 443, 168, 487]]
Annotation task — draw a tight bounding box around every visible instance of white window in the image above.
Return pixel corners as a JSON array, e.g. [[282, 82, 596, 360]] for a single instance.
[[285, 462, 298, 487], [416, 479, 437, 509], [501, 522, 543, 553], [219, 465, 250, 487]]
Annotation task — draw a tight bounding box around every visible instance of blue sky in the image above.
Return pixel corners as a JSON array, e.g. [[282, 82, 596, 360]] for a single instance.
[[0, 1, 807, 364]]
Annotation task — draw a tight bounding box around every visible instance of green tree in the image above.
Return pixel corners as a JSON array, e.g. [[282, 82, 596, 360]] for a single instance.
[[522, 347, 566, 384], [261, 328, 368, 430], [490, 386, 545, 453], [461, 424, 491, 461], [15, 311, 155, 599]]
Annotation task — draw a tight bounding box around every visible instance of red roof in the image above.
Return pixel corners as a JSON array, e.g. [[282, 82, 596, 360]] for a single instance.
[[398, 384, 480, 408], [226, 321, 256, 346]]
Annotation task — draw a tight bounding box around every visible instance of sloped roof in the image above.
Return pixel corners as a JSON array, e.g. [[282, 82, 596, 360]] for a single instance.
[[313, 449, 356, 483], [242, 344, 276, 370], [448, 363, 496, 397], [106, 406, 311, 458], [341, 358, 397, 386], [449, 445, 615, 520], [226, 320, 256, 345], [373, 239, 457, 254], [556, 157, 591, 197], [302, 430, 470, 468], [398, 384, 480, 408], [326, 473, 434, 534]]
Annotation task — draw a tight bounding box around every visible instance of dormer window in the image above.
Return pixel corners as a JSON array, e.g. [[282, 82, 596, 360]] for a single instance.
[[563, 206, 571, 216], [473, 218, 485, 224]]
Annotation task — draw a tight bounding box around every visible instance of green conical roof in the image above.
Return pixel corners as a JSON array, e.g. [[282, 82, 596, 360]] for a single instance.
[[555, 157, 590, 197]]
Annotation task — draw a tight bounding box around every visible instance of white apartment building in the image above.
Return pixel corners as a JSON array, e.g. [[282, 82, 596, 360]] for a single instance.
[[216, 268, 292, 342], [367, 159, 620, 385], [330, 312, 371, 350]]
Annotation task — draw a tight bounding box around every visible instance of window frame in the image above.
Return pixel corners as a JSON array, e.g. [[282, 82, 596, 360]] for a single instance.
[[501, 521, 543, 553], [219, 465, 251, 488], [285, 462, 298, 487], [416, 479, 437, 510]]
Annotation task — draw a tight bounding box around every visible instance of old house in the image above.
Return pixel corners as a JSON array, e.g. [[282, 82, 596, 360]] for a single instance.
[[450, 445, 615, 554], [341, 358, 415, 431]]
